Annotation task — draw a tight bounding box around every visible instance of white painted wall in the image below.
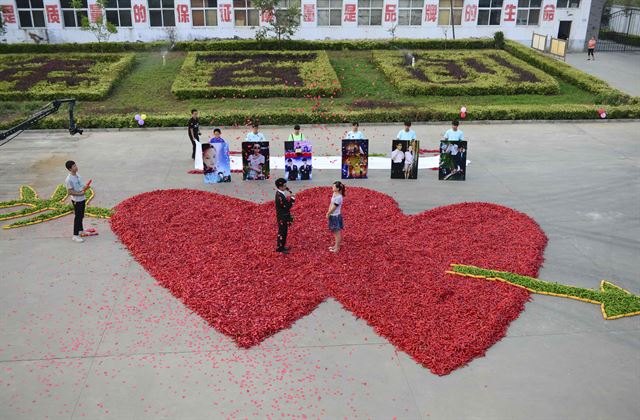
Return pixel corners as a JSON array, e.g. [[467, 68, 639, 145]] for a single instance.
[[0, 0, 593, 50]]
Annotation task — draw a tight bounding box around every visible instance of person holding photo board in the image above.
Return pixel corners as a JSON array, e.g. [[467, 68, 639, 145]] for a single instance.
[[443, 120, 464, 141], [396, 121, 416, 141]]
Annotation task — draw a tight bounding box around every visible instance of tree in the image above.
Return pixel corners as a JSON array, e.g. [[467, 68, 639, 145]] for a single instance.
[[72, 0, 117, 43], [253, 0, 301, 41]]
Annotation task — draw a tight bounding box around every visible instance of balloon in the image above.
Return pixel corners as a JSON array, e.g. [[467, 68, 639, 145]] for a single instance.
[[460, 112, 466, 119], [134, 114, 141, 121], [138, 119, 145, 126], [597, 108, 605, 114], [600, 112, 606, 119], [141, 114, 147, 120], [460, 107, 467, 113]]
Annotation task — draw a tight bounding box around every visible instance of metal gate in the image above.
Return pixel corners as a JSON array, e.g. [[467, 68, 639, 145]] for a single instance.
[[599, 8, 640, 52]]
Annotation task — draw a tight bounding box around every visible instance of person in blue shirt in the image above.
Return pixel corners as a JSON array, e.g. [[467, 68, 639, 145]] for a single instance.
[[443, 120, 464, 141]]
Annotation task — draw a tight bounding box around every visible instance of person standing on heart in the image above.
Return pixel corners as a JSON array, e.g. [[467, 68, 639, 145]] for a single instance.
[[326, 181, 345, 253], [275, 178, 295, 254]]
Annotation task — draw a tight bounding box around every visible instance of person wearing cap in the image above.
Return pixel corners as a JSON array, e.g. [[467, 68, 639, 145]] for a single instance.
[[246, 123, 266, 142], [288, 125, 305, 141], [275, 178, 295, 254], [443, 120, 464, 141]]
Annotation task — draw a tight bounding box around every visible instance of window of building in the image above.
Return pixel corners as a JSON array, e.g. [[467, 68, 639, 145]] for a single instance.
[[398, 0, 423, 26], [234, 0, 259, 26], [16, 0, 46, 28], [61, 0, 88, 27], [317, 0, 342, 25], [477, 0, 501, 25], [438, 0, 462, 25], [556, 0, 579, 8], [191, 0, 217, 26], [516, 0, 540, 25], [105, 0, 132, 27], [149, 0, 175, 27], [358, 0, 383, 26]]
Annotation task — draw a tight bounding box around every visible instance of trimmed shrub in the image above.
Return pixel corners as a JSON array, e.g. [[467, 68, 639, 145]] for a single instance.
[[171, 50, 341, 99], [0, 53, 135, 101], [503, 40, 636, 105], [373, 49, 559, 96]]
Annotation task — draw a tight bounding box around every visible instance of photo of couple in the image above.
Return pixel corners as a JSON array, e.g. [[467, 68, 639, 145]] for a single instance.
[[439, 141, 467, 181], [390, 140, 419, 179], [284, 141, 312, 181], [341, 139, 368, 179]]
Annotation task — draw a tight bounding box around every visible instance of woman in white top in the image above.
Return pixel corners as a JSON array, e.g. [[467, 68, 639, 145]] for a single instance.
[[404, 144, 414, 179], [326, 181, 345, 253]]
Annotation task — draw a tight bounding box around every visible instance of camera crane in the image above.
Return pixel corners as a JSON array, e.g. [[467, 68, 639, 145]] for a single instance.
[[0, 99, 83, 145]]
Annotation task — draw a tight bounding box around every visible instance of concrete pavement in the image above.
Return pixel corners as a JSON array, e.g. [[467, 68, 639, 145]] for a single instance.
[[0, 122, 639, 419]]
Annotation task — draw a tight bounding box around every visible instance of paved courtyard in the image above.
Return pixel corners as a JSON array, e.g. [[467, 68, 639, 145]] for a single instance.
[[0, 121, 639, 419]]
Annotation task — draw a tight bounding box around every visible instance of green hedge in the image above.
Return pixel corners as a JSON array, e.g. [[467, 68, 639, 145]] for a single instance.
[[599, 29, 640, 47], [171, 50, 341, 99], [503, 40, 636, 105], [373, 49, 559, 96], [0, 53, 135, 101], [3, 104, 638, 130], [0, 38, 494, 54]]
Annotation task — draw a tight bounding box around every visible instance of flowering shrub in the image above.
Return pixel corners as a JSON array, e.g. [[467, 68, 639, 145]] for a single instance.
[[0, 53, 135, 100], [373, 49, 559, 96], [171, 51, 341, 99]]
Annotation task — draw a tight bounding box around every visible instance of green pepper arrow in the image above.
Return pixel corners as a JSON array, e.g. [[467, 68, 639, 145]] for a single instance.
[[447, 264, 640, 320]]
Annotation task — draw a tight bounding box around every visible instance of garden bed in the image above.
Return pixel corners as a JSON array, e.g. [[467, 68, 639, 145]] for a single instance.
[[0, 53, 135, 101], [171, 50, 341, 99], [372, 50, 559, 96]]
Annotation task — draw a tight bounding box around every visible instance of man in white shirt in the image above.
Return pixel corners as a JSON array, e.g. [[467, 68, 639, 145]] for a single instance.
[[246, 123, 266, 142], [64, 160, 89, 243], [390, 142, 405, 178], [346, 122, 364, 139], [247, 143, 266, 180], [396, 121, 417, 141], [443, 120, 464, 141]]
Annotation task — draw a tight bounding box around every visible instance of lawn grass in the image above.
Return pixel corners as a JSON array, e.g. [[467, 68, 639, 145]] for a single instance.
[[0, 49, 616, 126]]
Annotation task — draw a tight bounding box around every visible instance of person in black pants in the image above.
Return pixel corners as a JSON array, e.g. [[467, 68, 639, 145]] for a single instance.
[[64, 160, 90, 243], [275, 178, 295, 254], [187, 109, 201, 160]]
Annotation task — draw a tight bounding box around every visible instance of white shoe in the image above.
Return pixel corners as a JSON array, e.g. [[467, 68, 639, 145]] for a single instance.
[[72, 235, 84, 243]]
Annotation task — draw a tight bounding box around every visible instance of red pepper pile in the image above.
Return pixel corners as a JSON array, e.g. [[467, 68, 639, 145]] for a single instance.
[[110, 187, 547, 375]]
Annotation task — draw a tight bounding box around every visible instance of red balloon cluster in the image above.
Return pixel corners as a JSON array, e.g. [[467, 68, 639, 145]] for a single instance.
[[460, 106, 467, 119], [597, 107, 606, 119]]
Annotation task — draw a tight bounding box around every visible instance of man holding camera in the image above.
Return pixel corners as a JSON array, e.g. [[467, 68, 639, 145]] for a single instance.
[[275, 178, 295, 254]]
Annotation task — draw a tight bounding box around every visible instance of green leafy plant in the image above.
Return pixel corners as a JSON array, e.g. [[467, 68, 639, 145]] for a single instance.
[[73, 0, 118, 43], [493, 31, 505, 49], [253, 0, 301, 41]]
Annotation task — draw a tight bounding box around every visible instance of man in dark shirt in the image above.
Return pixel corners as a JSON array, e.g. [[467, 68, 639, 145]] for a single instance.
[[187, 109, 201, 160], [286, 158, 299, 181], [299, 157, 311, 180], [275, 178, 295, 254]]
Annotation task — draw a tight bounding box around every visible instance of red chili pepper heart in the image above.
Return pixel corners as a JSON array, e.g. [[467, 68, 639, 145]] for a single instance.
[[110, 187, 546, 375]]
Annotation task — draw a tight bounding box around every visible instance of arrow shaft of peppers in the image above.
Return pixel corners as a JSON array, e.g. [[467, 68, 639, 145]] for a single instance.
[[447, 264, 604, 304]]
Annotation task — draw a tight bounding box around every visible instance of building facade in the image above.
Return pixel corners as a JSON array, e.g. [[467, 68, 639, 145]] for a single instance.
[[1, 0, 596, 50]]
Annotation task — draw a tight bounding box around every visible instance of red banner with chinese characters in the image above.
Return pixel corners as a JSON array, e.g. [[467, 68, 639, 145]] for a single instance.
[[384, 4, 397, 22], [46, 5, 61, 24], [424, 4, 437, 22], [1, 5, 16, 24], [303, 4, 315, 22], [344, 3, 356, 22], [89, 3, 102, 23]]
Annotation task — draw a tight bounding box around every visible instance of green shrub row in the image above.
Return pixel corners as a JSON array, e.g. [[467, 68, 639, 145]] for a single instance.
[[503, 40, 636, 105], [0, 38, 494, 54], [0, 53, 135, 101], [171, 51, 341, 99], [3, 104, 638, 130], [599, 29, 640, 47], [373, 49, 559, 96]]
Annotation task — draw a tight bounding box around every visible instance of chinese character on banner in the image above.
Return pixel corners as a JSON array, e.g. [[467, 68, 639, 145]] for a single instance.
[[133, 4, 147, 23], [176, 4, 190, 23], [503, 4, 516, 22], [303, 4, 315, 22], [1, 5, 16, 24], [261, 9, 273, 23], [89, 4, 102, 23], [384, 4, 397, 22], [344, 4, 356, 22], [220, 4, 231, 22], [543, 4, 555, 21], [464, 4, 477, 22], [46, 5, 61, 23], [424, 4, 437, 22]]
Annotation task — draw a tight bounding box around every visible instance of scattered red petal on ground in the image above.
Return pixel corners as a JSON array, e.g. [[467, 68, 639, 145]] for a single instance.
[[110, 187, 547, 375]]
